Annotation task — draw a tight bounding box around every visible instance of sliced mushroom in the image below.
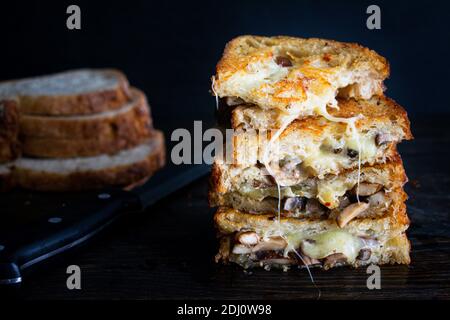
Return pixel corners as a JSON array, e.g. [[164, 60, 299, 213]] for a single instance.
[[268, 157, 307, 186], [283, 197, 306, 212], [336, 202, 370, 228], [367, 191, 387, 208], [299, 254, 321, 267], [225, 96, 245, 106], [305, 198, 327, 216], [232, 244, 253, 254], [236, 231, 260, 246], [356, 248, 372, 261], [275, 56, 292, 67], [351, 183, 382, 196], [323, 253, 347, 269], [347, 149, 358, 158], [375, 133, 394, 146], [252, 236, 287, 252], [263, 258, 293, 266], [338, 196, 351, 210], [360, 237, 379, 248]]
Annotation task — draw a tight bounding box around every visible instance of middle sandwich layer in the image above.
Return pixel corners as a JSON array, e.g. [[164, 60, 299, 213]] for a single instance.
[[210, 157, 407, 222]]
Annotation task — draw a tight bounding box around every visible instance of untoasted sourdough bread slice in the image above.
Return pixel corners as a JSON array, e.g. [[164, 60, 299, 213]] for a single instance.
[[231, 97, 412, 184], [209, 157, 407, 215], [0, 99, 21, 163], [14, 131, 165, 191], [21, 130, 152, 158], [19, 88, 151, 139], [0, 69, 131, 116], [214, 203, 410, 270], [213, 36, 389, 118], [21, 90, 153, 158]]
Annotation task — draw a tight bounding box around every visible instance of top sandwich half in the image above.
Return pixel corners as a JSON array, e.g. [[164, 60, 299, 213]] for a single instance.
[[213, 35, 389, 120]]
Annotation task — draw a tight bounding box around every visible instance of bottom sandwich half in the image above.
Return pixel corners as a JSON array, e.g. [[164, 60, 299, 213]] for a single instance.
[[214, 202, 410, 270]]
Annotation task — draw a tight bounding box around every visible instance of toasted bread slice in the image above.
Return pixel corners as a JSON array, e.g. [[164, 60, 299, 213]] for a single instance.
[[0, 99, 20, 163], [19, 88, 151, 139], [231, 97, 411, 183], [13, 131, 165, 191], [214, 203, 410, 270], [0, 69, 131, 116], [210, 157, 407, 216], [213, 36, 389, 118], [232, 95, 411, 132]]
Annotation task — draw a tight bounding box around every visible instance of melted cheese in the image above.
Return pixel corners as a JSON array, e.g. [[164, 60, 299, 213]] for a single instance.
[[300, 230, 363, 262]]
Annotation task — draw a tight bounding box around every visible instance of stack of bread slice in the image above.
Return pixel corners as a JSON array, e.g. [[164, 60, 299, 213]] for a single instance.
[[209, 36, 412, 270], [0, 69, 165, 191]]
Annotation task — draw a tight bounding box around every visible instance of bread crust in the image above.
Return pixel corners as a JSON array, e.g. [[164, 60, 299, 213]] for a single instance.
[[19, 88, 151, 139], [0, 99, 21, 163], [5, 69, 132, 116], [232, 96, 412, 139], [14, 131, 166, 191]]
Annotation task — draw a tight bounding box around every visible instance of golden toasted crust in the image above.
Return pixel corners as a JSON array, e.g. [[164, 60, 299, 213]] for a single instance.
[[19, 88, 152, 139], [217, 36, 389, 80], [214, 35, 389, 113], [14, 69, 131, 116], [14, 132, 166, 191], [0, 99, 21, 163]]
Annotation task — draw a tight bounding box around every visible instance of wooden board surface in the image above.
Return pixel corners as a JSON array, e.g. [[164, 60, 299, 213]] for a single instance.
[[12, 115, 450, 300]]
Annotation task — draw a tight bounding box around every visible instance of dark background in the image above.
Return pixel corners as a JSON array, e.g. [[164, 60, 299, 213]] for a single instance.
[[1, 0, 450, 300], [0, 0, 449, 127]]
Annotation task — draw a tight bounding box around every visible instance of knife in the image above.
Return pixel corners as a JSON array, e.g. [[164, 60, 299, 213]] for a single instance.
[[0, 163, 209, 285]]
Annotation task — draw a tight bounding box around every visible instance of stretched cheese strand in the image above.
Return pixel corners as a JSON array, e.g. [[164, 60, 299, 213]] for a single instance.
[[289, 244, 322, 299], [211, 76, 219, 110]]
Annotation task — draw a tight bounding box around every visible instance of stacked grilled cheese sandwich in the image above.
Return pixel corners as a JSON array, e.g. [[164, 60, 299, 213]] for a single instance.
[[209, 36, 412, 270], [0, 69, 165, 191]]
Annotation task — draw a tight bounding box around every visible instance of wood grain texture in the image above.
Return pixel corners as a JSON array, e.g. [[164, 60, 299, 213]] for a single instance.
[[14, 115, 450, 300]]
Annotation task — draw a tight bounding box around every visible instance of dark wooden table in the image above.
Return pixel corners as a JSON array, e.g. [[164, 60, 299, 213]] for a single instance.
[[14, 115, 450, 300]]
